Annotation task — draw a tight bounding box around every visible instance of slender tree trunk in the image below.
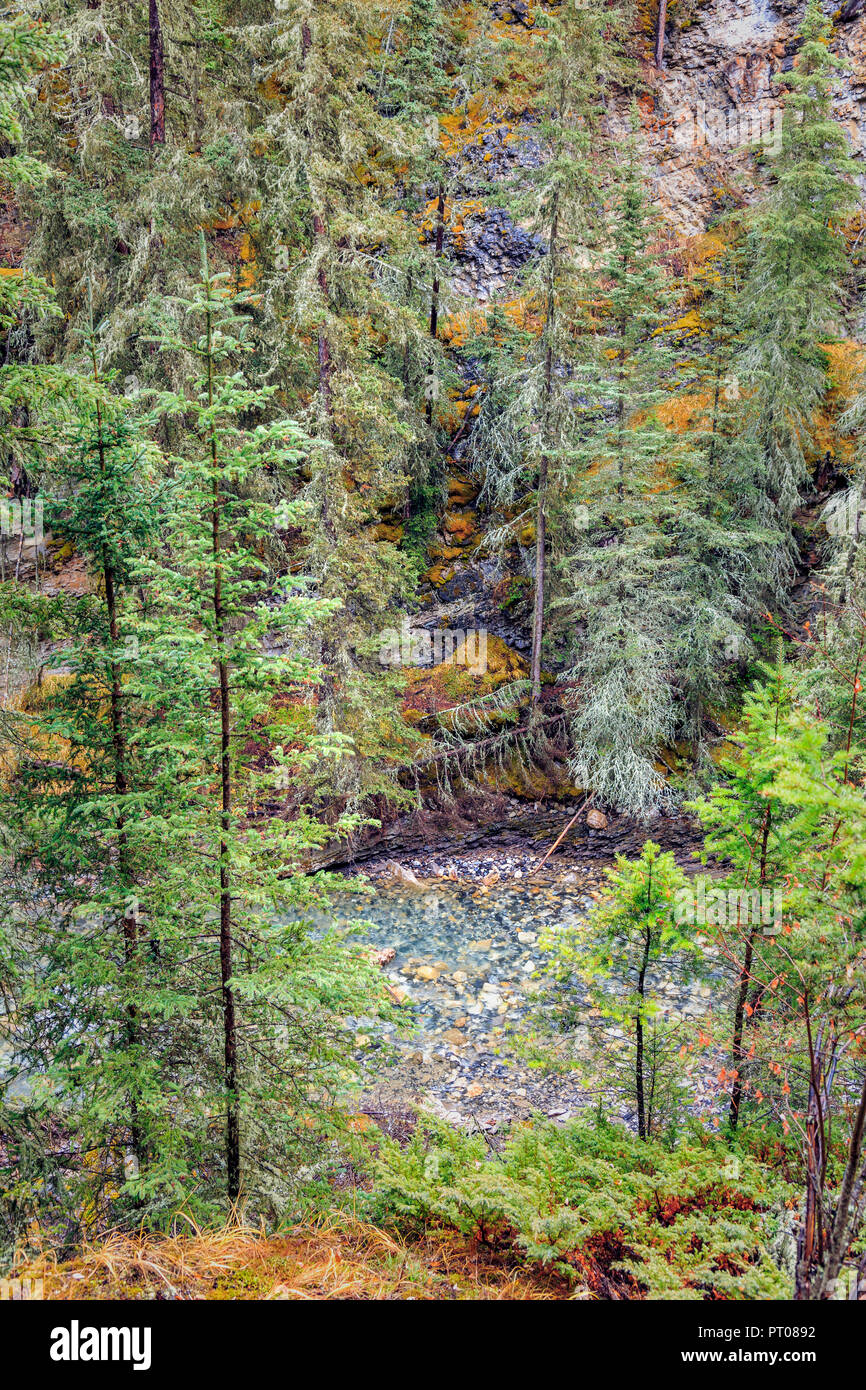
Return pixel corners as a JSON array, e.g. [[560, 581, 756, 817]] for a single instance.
[[313, 213, 334, 425], [311, 209, 340, 729], [814, 1074, 866, 1298], [531, 201, 558, 714], [654, 0, 668, 68], [729, 806, 771, 1130], [707, 360, 722, 482], [149, 0, 165, 146], [795, 1011, 832, 1300], [615, 309, 628, 501], [299, 23, 341, 732], [636, 922, 652, 1140], [530, 445, 548, 709], [647, 1026, 657, 1137], [205, 288, 240, 1203], [426, 185, 446, 425], [728, 926, 757, 1130], [89, 327, 143, 1174]]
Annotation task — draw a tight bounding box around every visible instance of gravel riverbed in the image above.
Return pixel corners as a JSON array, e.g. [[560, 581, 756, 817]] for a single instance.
[[325, 842, 731, 1135]]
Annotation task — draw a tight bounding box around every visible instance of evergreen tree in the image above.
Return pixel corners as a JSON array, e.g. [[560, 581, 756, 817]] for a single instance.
[[0, 353, 183, 1223], [537, 841, 703, 1141], [254, 1, 431, 801], [737, 0, 857, 601], [693, 656, 866, 1297], [663, 238, 774, 749], [468, 0, 618, 715], [559, 134, 684, 814], [138, 239, 395, 1207], [0, 10, 61, 340], [688, 661, 804, 1131], [1, 242, 398, 1231], [18, 0, 262, 387]]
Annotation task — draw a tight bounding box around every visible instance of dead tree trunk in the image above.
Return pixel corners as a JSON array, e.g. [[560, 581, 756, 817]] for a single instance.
[[654, 0, 668, 68], [149, 0, 165, 145], [530, 199, 559, 714], [426, 185, 446, 425]]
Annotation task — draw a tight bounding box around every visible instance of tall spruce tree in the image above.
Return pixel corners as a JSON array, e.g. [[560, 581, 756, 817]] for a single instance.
[[738, 0, 857, 601], [137, 239, 395, 1208], [559, 131, 684, 814], [468, 0, 617, 716], [0, 363, 183, 1224], [251, 1, 432, 803], [663, 239, 775, 752]]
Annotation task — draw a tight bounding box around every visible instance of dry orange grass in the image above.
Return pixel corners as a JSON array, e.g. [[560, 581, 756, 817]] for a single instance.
[[20, 1213, 566, 1301]]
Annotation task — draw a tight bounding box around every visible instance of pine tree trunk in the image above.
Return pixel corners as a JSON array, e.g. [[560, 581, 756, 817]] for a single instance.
[[205, 292, 240, 1203], [728, 925, 757, 1130], [299, 23, 340, 732], [89, 330, 143, 1175], [616, 315, 628, 501], [796, 1084, 824, 1297], [531, 202, 558, 713], [636, 923, 652, 1140], [729, 806, 771, 1129], [149, 0, 165, 146], [313, 213, 334, 423], [810, 1075, 866, 1298], [707, 361, 722, 483], [311, 209, 339, 728]]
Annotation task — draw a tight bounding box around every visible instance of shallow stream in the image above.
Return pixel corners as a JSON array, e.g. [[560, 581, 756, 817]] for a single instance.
[[328, 843, 725, 1134]]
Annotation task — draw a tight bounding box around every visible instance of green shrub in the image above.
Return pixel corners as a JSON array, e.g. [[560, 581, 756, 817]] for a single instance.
[[358, 1114, 793, 1300]]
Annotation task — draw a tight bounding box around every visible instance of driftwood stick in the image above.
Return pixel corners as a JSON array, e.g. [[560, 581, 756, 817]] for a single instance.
[[529, 794, 593, 876]]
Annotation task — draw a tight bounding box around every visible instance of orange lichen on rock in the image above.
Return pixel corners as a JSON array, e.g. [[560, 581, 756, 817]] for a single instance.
[[656, 390, 714, 433], [656, 308, 706, 339]]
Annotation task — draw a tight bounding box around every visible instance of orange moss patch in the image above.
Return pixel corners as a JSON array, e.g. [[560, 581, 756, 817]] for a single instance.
[[439, 94, 499, 160], [682, 231, 729, 275], [402, 634, 529, 727], [209, 201, 261, 289], [656, 391, 714, 433], [419, 196, 485, 249], [371, 521, 404, 543], [502, 292, 544, 336], [442, 511, 477, 543], [1, 672, 91, 788], [439, 307, 487, 350], [656, 308, 706, 339], [822, 340, 865, 400], [427, 542, 463, 562], [439, 294, 543, 352], [447, 475, 479, 507]]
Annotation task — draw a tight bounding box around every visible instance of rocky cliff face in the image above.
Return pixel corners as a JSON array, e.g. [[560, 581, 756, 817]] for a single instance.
[[653, 0, 866, 232], [410, 0, 866, 669]]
